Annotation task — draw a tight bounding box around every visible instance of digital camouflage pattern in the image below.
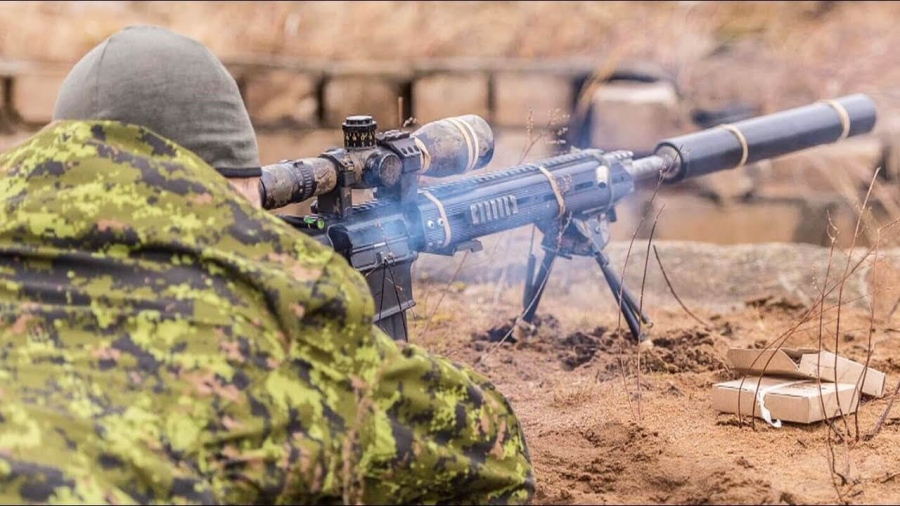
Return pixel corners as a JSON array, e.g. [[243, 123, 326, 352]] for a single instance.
[[0, 121, 534, 505]]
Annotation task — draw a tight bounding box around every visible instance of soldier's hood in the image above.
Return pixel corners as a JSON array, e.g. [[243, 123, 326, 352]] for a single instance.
[[52, 25, 260, 176]]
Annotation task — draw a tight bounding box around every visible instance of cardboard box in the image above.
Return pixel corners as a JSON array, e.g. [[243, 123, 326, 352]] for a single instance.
[[711, 376, 860, 425], [727, 348, 887, 398]]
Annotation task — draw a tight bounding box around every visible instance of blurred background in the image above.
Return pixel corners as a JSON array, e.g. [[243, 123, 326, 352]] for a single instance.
[[1, 0, 898, 248]]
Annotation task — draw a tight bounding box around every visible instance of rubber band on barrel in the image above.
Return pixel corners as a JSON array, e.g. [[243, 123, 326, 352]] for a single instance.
[[720, 123, 749, 169], [820, 99, 851, 140], [537, 165, 567, 217]]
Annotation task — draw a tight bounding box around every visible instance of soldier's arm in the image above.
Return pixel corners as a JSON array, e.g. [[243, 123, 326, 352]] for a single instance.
[[242, 251, 535, 505], [355, 333, 536, 505]]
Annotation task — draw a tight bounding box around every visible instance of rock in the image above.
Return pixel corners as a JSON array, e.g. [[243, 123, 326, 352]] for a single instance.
[[0, 78, 11, 133], [323, 76, 403, 129], [865, 255, 900, 323], [493, 73, 574, 128], [876, 116, 900, 183], [482, 127, 565, 171], [644, 193, 812, 245], [756, 136, 883, 195], [692, 163, 759, 202], [243, 69, 318, 128], [11, 71, 69, 124], [590, 80, 687, 154], [255, 129, 343, 165], [412, 72, 490, 124], [411, 226, 900, 315], [0, 130, 36, 152]]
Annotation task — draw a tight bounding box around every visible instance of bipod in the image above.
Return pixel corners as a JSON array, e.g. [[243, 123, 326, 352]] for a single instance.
[[594, 248, 653, 342], [521, 217, 653, 343], [522, 250, 557, 324]]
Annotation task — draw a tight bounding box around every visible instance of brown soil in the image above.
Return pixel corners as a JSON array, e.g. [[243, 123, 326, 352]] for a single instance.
[[411, 259, 900, 505]]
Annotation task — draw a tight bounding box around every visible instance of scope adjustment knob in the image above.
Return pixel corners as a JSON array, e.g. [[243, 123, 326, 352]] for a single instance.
[[343, 115, 378, 149]]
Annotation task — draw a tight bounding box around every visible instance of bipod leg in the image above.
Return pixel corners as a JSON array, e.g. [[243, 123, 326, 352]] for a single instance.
[[594, 250, 652, 342], [522, 250, 557, 324]]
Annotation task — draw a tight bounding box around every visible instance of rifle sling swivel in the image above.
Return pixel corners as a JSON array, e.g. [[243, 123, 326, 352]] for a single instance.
[[422, 190, 452, 248]]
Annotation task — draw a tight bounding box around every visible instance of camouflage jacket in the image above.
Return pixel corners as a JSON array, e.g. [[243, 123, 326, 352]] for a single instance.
[[0, 121, 534, 505]]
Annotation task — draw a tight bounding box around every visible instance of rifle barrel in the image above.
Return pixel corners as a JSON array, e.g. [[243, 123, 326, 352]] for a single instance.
[[627, 155, 668, 182]]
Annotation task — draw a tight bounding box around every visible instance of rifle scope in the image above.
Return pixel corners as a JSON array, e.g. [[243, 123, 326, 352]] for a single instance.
[[636, 93, 877, 183], [259, 115, 494, 210]]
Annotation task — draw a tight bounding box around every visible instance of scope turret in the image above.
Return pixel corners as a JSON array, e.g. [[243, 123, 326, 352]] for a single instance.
[[653, 93, 877, 182]]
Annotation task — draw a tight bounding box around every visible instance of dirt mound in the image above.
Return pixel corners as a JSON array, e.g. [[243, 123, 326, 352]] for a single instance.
[[745, 295, 809, 314], [471, 314, 562, 347], [455, 263, 900, 505], [657, 470, 777, 505], [542, 325, 730, 376], [581, 420, 663, 458], [870, 355, 900, 375], [644, 328, 731, 374], [472, 318, 732, 375], [536, 420, 667, 502], [556, 328, 620, 371], [535, 418, 779, 504]]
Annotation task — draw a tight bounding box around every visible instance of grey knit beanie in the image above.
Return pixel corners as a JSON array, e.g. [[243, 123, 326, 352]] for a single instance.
[[53, 25, 260, 175]]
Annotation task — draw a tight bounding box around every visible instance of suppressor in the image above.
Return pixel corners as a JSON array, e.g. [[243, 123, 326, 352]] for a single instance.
[[654, 93, 877, 182]]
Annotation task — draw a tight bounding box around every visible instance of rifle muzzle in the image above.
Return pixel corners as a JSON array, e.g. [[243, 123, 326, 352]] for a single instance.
[[654, 93, 877, 182]]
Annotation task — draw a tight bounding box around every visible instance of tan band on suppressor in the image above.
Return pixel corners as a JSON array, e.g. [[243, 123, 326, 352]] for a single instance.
[[537, 165, 567, 217], [457, 118, 480, 172], [819, 99, 851, 140], [414, 137, 432, 172], [422, 190, 452, 247], [447, 117, 478, 172], [720, 123, 749, 169]]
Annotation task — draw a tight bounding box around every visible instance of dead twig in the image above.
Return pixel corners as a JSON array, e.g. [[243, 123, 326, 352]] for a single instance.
[[831, 168, 881, 438], [601, 165, 667, 423], [418, 250, 471, 340], [865, 379, 900, 442], [652, 245, 712, 329], [633, 204, 666, 422]]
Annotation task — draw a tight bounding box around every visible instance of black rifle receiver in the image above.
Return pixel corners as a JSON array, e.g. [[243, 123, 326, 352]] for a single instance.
[[261, 94, 877, 342]]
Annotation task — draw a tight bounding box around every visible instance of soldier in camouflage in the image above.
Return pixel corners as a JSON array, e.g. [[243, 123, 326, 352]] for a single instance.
[[0, 26, 534, 504]]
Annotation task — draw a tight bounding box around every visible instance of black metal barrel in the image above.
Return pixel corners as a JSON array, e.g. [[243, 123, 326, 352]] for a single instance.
[[654, 94, 877, 182]]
